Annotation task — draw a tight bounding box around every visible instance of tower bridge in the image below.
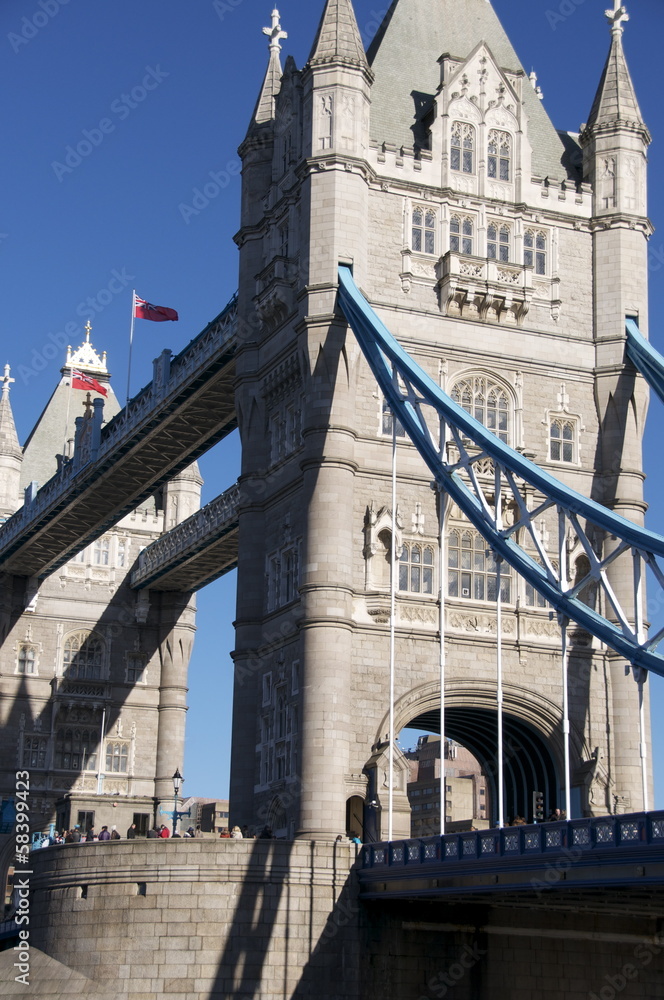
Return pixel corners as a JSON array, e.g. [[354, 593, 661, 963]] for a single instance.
[[1, 0, 664, 997]]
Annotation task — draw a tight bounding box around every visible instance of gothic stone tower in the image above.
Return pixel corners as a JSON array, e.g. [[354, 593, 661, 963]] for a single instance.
[[0, 327, 200, 850], [230, 0, 652, 839]]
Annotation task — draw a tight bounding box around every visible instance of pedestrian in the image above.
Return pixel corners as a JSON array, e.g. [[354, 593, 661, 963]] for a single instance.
[[147, 827, 159, 839], [159, 825, 170, 839], [110, 825, 121, 840], [85, 827, 95, 842], [98, 826, 111, 841], [126, 823, 137, 839], [230, 825, 243, 839], [258, 826, 274, 839], [219, 827, 231, 838], [195, 825, 203, 838]]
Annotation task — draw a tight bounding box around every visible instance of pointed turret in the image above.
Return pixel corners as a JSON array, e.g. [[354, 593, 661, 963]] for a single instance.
[[584, 4, 648, 138], [251, 8, 287, 126], [0, 365, 23, 518], [308, 0, 369, 69], [581, 2, 653, 809], [21, 322, 120, 493]]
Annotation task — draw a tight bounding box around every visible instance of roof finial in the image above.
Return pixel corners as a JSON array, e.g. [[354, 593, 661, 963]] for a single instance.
[[605, 0, 629, 36], [84, 319, 93, 343], [263, 8, 287, 56], [1, 363, 14, 399]]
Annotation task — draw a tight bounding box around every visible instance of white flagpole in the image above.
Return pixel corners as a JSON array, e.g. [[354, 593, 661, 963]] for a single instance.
[[126, 290, 137, 403], [63, 368, 73, 461], [388, 408, 397, 842]]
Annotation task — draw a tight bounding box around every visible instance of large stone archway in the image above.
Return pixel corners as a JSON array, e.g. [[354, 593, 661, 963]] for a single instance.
[[377, 681, 591, 824]]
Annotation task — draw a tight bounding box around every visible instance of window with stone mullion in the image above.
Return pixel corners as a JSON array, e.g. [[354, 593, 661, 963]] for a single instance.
[[447, 529, 511, 603], [487, 223, 510, 263], [399, 542, 434, 594]]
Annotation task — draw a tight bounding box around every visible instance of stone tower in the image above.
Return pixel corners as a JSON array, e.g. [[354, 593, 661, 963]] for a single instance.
[[0, 326, 200, 852], [229, 0, 652, 838]]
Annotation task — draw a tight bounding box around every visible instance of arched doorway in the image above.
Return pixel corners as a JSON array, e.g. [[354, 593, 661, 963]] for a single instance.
[[404, 705, 560, 825], [345, 795, 364, 840]]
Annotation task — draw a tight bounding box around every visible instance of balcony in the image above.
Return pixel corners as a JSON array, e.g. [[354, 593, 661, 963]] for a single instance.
[[436, 251, 533, 326]]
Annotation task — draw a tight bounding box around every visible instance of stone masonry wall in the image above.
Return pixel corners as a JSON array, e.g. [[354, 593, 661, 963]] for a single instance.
[[27, 839, 362, 1000]]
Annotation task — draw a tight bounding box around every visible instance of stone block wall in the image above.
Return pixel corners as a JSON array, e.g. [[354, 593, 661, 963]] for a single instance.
[[28, 839, 362, 1000]]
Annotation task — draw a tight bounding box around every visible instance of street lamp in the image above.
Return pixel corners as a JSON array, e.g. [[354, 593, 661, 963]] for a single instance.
[[172, 768, 183, 836]]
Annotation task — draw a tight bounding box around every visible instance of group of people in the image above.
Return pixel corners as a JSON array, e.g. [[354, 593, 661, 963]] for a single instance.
[[36, 824, 123, 847], [218, 825, 275, 839]]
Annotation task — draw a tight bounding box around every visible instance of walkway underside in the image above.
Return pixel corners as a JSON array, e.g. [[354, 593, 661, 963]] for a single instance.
[[0, 306, 237, 579], [130, 486, 239, 591]]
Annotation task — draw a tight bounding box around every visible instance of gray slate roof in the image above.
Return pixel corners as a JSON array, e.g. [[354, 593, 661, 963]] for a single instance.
[[367, 0, 570, 180], [21, 378, 121, 493]]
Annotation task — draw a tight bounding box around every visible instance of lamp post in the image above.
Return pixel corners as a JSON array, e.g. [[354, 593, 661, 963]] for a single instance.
[[172, 768, 183, 837]]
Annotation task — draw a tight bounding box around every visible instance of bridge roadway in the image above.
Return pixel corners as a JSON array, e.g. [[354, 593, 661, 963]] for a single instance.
[[130, 483, 239, 592], [0, 296, 238, 580], [359, 811, 664, 916]]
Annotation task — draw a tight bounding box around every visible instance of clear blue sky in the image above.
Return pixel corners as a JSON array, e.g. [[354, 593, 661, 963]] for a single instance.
[[1, 0, 663, 806]]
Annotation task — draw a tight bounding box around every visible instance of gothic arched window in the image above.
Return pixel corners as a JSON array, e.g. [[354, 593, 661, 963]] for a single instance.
[[550, 419, 576, 463], [63, 631, 104, 680], [450, 215, 474, 255], [524, 230, 547, 275], [451, 375, 511, 443], [487, 129, 512, 182], [451, 121, 475, 174], [487, 223, 510, 262], [448, 529, 511, 602], [412, 206, 436, 254]]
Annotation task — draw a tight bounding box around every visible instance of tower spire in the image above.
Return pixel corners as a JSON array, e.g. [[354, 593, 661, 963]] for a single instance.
[[308, 0, 369, 69], [584, 1, 647, 137], [0, 363, 23, 518], [252, 8, 287, 126]]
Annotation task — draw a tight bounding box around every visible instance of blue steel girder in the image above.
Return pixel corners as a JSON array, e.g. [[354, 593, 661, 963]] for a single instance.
[[337, 265, 664, 678]]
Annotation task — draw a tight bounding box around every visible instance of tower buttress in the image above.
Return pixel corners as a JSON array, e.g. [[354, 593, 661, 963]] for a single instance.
[[579, 1, 652, 809], [0, 365, 23, 519]]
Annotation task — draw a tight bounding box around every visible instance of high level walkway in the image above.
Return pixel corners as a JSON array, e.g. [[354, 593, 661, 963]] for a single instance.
[[130, 484, 239, 592], [0, 297, 238, 580]]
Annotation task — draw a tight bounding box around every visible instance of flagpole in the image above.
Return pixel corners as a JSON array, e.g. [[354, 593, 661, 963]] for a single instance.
[[126, 290, 136, 403], [63, 366, 73, 462]]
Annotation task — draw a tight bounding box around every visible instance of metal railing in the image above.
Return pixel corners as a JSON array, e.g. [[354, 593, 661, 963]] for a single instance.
[[361, 811, 664, 870]]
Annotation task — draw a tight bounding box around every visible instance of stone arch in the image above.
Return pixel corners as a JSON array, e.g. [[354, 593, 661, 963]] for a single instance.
[[377, 680, 590, 824]]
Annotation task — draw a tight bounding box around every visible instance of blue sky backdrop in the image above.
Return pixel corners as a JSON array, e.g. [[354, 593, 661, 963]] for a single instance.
[[1, 0, 663, 806]]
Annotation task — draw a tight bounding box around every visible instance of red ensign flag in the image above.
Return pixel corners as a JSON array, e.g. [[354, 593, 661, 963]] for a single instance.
[[133, 295, 179, 323], [71, 370, 108, 397]]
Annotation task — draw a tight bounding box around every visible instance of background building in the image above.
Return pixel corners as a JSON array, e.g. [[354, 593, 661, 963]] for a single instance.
[[0, 329, 200, 844], [405, 735, 489, 836]]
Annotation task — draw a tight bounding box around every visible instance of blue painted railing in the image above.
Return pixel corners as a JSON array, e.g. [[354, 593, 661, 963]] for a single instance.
[[361, 811, 664, 870]]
